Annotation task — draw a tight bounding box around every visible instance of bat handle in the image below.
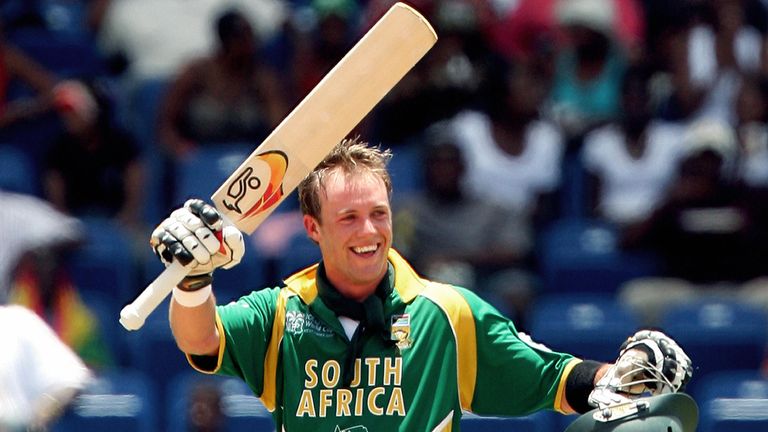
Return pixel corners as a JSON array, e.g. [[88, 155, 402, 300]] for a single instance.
[[119, 260, 190, 330]]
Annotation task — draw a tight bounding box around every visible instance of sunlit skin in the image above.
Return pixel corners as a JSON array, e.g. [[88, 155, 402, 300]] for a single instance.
[[303, 168, 392, 301]]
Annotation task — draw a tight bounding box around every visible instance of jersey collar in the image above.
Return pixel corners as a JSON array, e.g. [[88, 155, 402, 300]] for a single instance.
[[283, 248, 427, 305]]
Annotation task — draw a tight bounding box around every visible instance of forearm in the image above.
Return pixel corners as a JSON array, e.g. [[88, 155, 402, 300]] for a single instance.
[[156, 199, 244, 355], [169, 291, 220, 355]]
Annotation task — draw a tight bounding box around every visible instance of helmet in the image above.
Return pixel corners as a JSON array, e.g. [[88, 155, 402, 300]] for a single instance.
[[564, 393, 699, 432]]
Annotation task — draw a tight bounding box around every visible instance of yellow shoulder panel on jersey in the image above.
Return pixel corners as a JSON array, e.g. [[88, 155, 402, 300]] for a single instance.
[[284, 264, 320, 304], [421, 282, 478, 411], [388, 248, 429, 302], [262, 287, 297, 411]]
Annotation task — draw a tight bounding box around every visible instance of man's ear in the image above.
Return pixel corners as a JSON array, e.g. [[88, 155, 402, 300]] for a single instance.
[[303, 214, 320, 243]]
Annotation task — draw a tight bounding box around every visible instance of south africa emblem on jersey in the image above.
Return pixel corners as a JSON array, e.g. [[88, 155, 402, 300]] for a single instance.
[[390, 314, 412, 351]]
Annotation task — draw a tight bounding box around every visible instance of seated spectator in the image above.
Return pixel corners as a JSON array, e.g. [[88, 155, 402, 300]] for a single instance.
[[0, 190, 82, 300], [43, 80, 144, 228], [97, 0, 287, 82], [489, 0, 645, 79], [661, 0, 765, 123], [370, 0, 498, 143], [449, 61, 565, 222], [0, 190, 113, 369], [582, 66, 686, 226], [9, 251, 114, 369], [619, 120, 768, 324], [546, 0, 628, 138], [158, 8, 287, 159], [290, 0, 359, 102], [394, 135, 535, 320], [188, 382, 224, 432], [734, 74, 768, 186]]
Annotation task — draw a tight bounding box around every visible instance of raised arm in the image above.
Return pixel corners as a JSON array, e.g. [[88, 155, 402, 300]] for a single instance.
[[149, 199, 244, 355]]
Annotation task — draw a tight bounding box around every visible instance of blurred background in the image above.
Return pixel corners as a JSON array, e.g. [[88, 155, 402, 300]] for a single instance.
[[1, 0, 768, 430]]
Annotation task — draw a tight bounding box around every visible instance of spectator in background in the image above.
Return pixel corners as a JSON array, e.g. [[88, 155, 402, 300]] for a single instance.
[[489, 0, 645, 81], [371, 0, 498, 144], [8, 252, 114, 369], [661, 0, 766, 123], [97, 0, 287, 83], [187, 382, 224, 432], [0, 190, 113, 369], [582, 66, 686, 226], [394, 135, 535, 319], [734, 73, 768, 186], [449, 60, 564, 223], [43, 80, 144, 228], [158, 8, 287, 159], [290, 0, 359, 103], [0, 305, 91, 431], [547, 0, 628, 139], [0, 190, 82, 301], [619, 120, 768, 324]]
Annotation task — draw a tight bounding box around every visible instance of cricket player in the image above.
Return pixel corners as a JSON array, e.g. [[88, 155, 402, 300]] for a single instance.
[[152, 138, 693, 431]]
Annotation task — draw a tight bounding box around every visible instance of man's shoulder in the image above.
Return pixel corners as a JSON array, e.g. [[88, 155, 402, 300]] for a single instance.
[[415, 281, 500, 318], [221, 286, 283, 310], [415, 281, 474, 310]]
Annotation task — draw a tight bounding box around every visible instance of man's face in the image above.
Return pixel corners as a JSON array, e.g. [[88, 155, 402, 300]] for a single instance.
[[304, 168, 392, 301]]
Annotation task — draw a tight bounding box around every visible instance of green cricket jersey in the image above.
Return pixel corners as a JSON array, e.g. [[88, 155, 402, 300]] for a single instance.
[[188, 249, 579, 431]]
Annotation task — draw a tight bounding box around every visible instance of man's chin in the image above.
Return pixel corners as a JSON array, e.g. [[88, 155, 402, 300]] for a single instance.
[[349, 262, 388, 286]]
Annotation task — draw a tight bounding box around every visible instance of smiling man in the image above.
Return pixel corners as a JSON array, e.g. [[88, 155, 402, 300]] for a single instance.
[[152, 138, 693, 431], [299, 149, 393, 302]]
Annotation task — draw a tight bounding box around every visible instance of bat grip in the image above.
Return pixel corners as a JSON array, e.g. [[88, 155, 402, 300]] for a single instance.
[[119, 260, 190, 330]]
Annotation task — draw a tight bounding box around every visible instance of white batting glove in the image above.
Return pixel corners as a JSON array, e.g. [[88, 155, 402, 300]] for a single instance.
[[589, 329, 693, 408], [150, 199, 244, 290]]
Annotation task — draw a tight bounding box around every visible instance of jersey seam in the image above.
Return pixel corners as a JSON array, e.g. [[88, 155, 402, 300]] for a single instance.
[[420, 283, 477, 413]]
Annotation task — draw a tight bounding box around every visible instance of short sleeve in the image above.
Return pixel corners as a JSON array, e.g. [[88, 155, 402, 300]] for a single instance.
[[459, 288, 576, 416]]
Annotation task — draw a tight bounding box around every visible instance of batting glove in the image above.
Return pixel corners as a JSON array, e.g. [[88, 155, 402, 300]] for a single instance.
[[589, 329, 693, 408], [150, 199, 244, 290]]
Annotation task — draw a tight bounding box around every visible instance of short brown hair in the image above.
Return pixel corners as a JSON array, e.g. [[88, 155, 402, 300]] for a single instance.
[[298, 137, 393, 220]]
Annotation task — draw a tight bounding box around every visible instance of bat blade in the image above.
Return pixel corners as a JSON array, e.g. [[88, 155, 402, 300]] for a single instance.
[[119, 2, 437, 330], [212, 2, 437, 233]]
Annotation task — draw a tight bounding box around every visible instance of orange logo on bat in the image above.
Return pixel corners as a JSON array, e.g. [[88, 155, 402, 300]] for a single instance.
[[222, 150, 288, 220]]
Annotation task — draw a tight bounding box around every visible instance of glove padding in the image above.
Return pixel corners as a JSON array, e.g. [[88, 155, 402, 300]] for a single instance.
[[150, 199, 244, 278], [589, 329, 693, 408]]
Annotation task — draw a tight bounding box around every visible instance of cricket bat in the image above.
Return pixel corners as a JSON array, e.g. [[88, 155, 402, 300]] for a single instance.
[[119, 2, 437, 330]]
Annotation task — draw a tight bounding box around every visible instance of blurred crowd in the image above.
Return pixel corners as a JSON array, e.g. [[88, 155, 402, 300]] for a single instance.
[[3, 0, 768, 429]]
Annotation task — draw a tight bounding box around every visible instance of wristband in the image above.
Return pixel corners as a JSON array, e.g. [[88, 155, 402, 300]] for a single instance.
[[173, 285, 212, 307], [566, 360, 604, 413], [177, 273, 214, 291]]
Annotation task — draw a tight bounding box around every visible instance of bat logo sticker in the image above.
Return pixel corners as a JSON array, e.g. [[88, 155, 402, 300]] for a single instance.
[[222, 150, 288, 219]]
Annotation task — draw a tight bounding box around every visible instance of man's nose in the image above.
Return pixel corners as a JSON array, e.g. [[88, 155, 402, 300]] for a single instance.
[[360, 217, 377, 234]]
